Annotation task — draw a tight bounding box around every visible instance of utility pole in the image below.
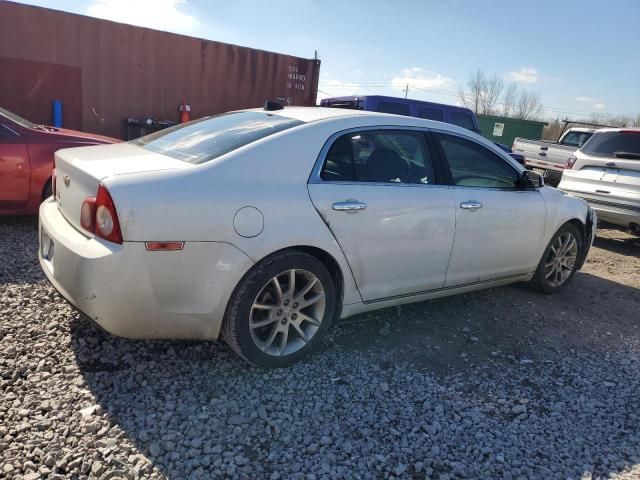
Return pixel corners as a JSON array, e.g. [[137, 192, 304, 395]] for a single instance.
[[403, 84, 409, 98]]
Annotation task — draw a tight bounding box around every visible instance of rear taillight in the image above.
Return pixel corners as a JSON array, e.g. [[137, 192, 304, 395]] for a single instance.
[[566, 155, 577, 170], [80, 184, 123, 244]]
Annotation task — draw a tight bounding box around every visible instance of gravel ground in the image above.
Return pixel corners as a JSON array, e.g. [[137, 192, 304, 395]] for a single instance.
[[1, 216, 639, 480]]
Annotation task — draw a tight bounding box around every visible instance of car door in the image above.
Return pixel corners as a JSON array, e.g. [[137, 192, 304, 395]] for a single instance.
[[0, 123, 31, 207], [432, 131, 547, 287], [308, 128, 455, 302]]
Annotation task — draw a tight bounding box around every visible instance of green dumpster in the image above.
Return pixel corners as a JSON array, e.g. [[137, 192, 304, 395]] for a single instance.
[[477, 114, 548, 148]]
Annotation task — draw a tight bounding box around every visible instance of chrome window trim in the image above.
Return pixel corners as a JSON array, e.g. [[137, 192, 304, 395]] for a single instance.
[[308, 125, 443, 188]]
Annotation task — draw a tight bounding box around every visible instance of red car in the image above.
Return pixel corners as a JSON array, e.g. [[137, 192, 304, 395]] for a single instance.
[[0, 107, 117, 215]]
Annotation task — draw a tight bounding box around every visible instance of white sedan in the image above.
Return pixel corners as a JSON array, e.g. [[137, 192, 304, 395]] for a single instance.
[[39, 105, 596, 367]]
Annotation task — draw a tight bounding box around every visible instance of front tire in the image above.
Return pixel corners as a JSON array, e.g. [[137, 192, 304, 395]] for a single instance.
[[529, 223, 582, 294], [222, 251, 336, 368]]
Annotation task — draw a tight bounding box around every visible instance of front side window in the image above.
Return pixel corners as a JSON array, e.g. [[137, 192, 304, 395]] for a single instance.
[[450, 111, 475, 131], [132, 112, 303, 164], [580, 131, 640, 158], [375, 102, 410, 116], [435, 133, 519, 189], [321, 130, 436, 185]]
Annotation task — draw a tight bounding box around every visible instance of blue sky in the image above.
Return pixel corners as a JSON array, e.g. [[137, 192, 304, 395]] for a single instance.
[[16, 0, 640, 119]]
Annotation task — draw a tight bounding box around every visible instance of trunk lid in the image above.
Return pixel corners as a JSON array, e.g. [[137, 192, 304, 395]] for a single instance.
[[54, 142, 188, 233]]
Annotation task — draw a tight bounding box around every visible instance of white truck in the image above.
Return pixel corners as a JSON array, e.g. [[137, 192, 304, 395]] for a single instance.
[[513, 128, 595, 185]]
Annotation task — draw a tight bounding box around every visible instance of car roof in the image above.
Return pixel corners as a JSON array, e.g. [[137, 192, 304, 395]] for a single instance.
[[593, 127, 640, 133], [245, 106, 468, 131]]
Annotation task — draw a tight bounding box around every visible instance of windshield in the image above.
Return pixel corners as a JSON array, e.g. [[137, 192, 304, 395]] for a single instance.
[[132, 111, 304, 164], [580, 131, 640, 158], [0, 106, 36, 129], [561, 131, 593, 148]]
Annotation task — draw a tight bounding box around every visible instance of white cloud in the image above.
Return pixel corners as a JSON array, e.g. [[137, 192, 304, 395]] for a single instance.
[[593, 103, 607, 111], [576, 96, 595, 103], [391, 67, 455, 92], [86, 0, 198, 33], [508, 66, 538, 83]]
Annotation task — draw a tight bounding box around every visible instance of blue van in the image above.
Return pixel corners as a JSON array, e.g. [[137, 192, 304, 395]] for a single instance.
[[320, 95, 481, 134]]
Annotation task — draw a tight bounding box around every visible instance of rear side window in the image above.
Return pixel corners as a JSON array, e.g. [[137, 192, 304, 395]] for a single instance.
[[417, 107, 444, 122], [561, 131, 593, 147], [376, 102, 410, 116], [132, 112, 303, 164], [435, 133, 519, 189], [450, 111, 475, 131], [321, 130, 436, 185], [581, 131, 640, 158]]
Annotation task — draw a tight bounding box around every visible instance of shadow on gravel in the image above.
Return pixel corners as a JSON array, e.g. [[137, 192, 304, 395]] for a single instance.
[[0, 215, 42, 285], [594, 234, 640, 257], [70, 270, 640, 479]]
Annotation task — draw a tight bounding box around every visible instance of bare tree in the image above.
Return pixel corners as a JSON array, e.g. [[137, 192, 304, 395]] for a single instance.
[[501, 82, 519, 117], [458, 70, 485, 114], [480, 73, 504, 115], [515, 90, 544, 120], [459, 70, 504, 115], [460, 70, 544, 119]]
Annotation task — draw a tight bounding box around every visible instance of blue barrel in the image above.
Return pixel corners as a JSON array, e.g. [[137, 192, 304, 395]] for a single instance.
[[52, 100, 63, 128]]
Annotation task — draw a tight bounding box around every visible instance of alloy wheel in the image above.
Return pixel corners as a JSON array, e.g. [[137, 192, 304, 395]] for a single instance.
[[544, 231, 578, 287], [249, 269, 326, 356]]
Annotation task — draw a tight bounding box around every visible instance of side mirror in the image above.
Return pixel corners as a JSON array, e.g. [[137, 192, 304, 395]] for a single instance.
[[521, 170, 544, 189], [510, 153, 526, 165]]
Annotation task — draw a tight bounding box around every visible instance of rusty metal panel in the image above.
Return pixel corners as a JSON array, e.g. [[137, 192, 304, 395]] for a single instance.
[[0, 1, 321, 139], [0, 56, 83, 130]]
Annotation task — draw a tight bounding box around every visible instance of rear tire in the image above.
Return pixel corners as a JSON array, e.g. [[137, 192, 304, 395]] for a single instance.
[[42, 180, 53, 201], [529, 223, 582, 294], [222, 250, 336, 368]]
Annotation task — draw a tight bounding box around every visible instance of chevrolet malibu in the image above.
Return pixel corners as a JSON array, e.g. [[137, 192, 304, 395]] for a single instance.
[[39, 106, 596, 367]]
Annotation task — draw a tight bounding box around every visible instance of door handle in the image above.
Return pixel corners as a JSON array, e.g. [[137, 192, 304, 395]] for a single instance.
[[332, 200, 366, 212], [460, 200, 483, 211]]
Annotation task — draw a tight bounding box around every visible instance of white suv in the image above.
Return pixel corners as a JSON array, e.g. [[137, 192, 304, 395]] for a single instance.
[[559, 128, 640, 235]]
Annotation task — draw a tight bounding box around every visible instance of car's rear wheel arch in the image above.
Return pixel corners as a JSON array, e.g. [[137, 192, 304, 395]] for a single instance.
[[42, 176, 53, 201], [258, 246, 344, 313]]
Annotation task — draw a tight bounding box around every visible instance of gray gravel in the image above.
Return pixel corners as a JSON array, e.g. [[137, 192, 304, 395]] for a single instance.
[[1, 216, 640, 479]]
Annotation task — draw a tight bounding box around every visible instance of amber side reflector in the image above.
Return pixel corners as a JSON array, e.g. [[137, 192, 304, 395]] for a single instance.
[[145, 241, 185, 251]]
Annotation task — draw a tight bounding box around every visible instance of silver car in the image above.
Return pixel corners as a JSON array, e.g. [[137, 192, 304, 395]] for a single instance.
[[559, 128, 640, 235], [39, 106, 596, 367]]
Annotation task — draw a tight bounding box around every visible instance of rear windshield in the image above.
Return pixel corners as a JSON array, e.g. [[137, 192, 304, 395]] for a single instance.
[[581, 131, 640, 158], [132, 112, 303, 164]]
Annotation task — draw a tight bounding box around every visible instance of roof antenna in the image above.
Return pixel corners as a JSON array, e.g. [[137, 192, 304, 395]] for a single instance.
[[264, 100, 284, 111]]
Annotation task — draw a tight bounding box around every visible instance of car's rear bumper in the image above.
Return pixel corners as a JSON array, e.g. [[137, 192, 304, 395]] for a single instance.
[[558, 189, 640, 230], [38, 198, 254, 340]]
